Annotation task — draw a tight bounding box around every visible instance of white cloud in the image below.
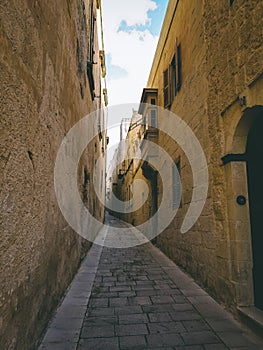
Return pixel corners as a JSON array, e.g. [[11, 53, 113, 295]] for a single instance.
[[101, 0, 159, 106]]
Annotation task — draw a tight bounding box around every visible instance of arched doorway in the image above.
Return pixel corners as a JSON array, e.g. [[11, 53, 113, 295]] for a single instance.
[[246, 113, 263, 310]]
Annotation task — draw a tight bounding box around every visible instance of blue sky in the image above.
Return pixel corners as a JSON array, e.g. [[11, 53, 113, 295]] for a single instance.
[[117, 0, 168, 36], [102, 0, 169, 105], [101, 0, 169, 166]]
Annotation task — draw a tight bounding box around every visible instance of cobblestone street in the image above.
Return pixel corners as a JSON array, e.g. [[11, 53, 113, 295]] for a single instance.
[[39, 215, 263, 350]]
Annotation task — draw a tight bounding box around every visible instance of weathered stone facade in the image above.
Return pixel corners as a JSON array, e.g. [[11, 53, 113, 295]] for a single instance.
[[112, 0, 263, 319], [0, 0, 106, 348]]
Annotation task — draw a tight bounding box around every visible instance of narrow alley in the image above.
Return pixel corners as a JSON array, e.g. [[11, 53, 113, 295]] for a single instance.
[[1, 0, 263, 348], [40, 215, 263, 350]]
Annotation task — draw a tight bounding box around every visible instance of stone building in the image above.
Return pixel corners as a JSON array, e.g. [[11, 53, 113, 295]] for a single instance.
[[0, 0, 106, 348], [113, 0, 263, 324]]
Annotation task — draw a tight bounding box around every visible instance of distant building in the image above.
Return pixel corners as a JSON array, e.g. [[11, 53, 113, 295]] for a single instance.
[[114, 0, 263, 323]]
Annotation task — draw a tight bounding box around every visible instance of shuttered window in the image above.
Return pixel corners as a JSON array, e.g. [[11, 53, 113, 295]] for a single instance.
[[172, 160, 182, 209], [164, 39, 182, 108], [163, 68, 170, 108], [87, 1, 95, 99], [175, 42, 181, 92]]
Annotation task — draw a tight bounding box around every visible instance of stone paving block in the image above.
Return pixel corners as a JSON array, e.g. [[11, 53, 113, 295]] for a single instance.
[[83, 316, 118, 327], [147, 321, 185, 334], [92, 292, 119, 298], [154, 283, 172, 290], [103, 276, 117, 283], [176, 346, 204, 350], [114, 306, 143, 315], [118, 313, 148, 324], [87, 307, 115, 317], [148, 312, 173, 323], [170, 310, 202, 321], [118, 291, 136, 297], [143, 304, 173, 313], [172, 303, 195, 312], [119, 335, 146, 349], [128, 296, 152, 306], [146, 348, 173, 350], [133, 284, 155, 291], [101, 282, 116, 287], [80, 325, 114, 338], [78, 337, 119, 350], [146, 333, 184, 347], [150, 295, 174, 304], [39, 219, 263, 350], [182, 319, 211, 332], [89, 298, 109, 308], [157, 288, 182, 295], [110, 286, 132, 292], [97, 272, 112, 277], [181, 330, 220, 345], [136, 275, 150, 281], [136, 289, 159, 297], [136, 280, 154, 286], [171, 295, 188, 303], [115, 323, 148, 336], [92, 286, 109, 293], [116, 281, 137, 286], [110, 297, 129, 307], [204, 344, 229, 350]]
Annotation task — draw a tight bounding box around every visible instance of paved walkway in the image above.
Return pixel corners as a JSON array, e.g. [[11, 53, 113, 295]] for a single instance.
[[39, 216, 263, 350]]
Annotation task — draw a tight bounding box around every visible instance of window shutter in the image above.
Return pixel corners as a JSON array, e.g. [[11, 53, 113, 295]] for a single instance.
[[163, 68, 170, 108], [172, 161, 181, 208], [176, 41, 181, 92], [170, 54, 176, 100]]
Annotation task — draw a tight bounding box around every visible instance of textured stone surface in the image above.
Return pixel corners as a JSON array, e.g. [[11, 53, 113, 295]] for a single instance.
[[0, 0, 105, 348], [39, 217, 263, 349], [111, 0, 263, 315]]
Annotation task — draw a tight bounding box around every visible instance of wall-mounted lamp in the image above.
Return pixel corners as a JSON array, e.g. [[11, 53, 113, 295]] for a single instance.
[[118, 169, 125, 179], [239, 96, 246, 107]]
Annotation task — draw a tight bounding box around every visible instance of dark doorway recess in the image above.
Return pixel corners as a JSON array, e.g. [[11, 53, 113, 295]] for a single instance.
[[247, 114, 263, 310]]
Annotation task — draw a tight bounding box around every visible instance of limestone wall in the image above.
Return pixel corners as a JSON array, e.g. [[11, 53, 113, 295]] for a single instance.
[[0, 0, 105, 348], [144, 0, 263, 310]]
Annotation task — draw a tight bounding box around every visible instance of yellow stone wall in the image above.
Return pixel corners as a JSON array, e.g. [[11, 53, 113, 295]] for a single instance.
[[148, 0, 263, 311], [0, 0, 106, 348], [118, 0, 263, 312]]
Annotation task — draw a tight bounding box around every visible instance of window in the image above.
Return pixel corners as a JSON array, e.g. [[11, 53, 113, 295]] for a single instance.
[[83, 166, 89, 202], [170, 55, 176, 100], [163, 68, 170, 108], [172, 160, 182, 208], [151, 98, 156, 105], [170, 41, 181, 100], [87, 1, 95, 99], [175, 42, 182, 92], [150, 109, 157, 128], [163, 39, 182, 108]]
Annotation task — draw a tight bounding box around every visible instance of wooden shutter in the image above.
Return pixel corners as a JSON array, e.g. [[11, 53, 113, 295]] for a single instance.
[[163, 68, 170, 108], [172, 161, 181, 208], [176, 41, 181, 92]]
